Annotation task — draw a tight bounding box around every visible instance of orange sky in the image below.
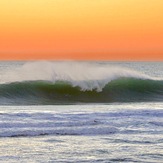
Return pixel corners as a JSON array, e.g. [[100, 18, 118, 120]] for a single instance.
[[0, 0, 163, 60]]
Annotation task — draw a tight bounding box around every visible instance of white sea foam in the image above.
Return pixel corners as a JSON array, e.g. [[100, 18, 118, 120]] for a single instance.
[[1, 61, 151, 91]]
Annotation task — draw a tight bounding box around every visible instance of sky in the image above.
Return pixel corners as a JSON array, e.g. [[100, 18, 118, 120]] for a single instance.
[[0, 0, 163, 60]]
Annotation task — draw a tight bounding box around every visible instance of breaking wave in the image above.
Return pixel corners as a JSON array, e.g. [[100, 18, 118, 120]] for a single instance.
[[0, 61, 162, 105]]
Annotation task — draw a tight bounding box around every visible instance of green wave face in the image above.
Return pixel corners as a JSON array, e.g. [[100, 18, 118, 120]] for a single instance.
[[0, 78, 163, 105]]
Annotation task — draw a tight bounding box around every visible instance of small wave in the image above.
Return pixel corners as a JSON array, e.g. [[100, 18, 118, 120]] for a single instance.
[[0, 126, 118, 138], [1, 107, 163, 138]]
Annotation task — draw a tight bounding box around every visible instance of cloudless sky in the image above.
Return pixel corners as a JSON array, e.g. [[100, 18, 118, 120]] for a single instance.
[[0, 0, 163, 60]]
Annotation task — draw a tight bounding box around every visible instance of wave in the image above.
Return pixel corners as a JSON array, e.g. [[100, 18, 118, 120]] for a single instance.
[[1, 107, 163, 138], [0, 78, 163, 105], [0, 126, 118, 137], [0, 61, 163, 105]]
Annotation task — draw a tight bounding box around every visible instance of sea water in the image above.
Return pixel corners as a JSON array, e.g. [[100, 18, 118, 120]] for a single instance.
[[0, 61, 163, 163]]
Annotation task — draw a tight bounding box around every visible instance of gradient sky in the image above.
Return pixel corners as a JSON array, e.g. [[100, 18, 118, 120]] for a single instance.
[[0, 0, 163, 60]]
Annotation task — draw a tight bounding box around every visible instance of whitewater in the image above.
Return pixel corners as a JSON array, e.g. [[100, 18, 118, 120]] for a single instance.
[[0, 61, 163, 162]]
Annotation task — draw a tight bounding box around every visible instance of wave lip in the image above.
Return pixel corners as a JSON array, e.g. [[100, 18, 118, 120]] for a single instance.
[[0, 61, 151, 90]]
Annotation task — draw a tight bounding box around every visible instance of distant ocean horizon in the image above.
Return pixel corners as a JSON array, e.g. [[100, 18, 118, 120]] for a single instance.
[[0, 61, 163, 162]]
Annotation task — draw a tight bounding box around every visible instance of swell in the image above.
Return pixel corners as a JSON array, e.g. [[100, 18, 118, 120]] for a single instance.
[[0, 77, 163, 105]]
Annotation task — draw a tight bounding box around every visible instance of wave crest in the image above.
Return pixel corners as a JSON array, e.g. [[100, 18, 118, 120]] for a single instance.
[[1, 61, 150, 91]]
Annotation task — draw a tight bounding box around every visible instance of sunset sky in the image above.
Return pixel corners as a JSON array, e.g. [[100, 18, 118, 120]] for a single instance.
[[0, 0, 163, 60]]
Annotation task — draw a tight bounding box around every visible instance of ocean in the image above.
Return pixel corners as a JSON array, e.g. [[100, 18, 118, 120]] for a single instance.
[[0, 61, 163, 163]]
